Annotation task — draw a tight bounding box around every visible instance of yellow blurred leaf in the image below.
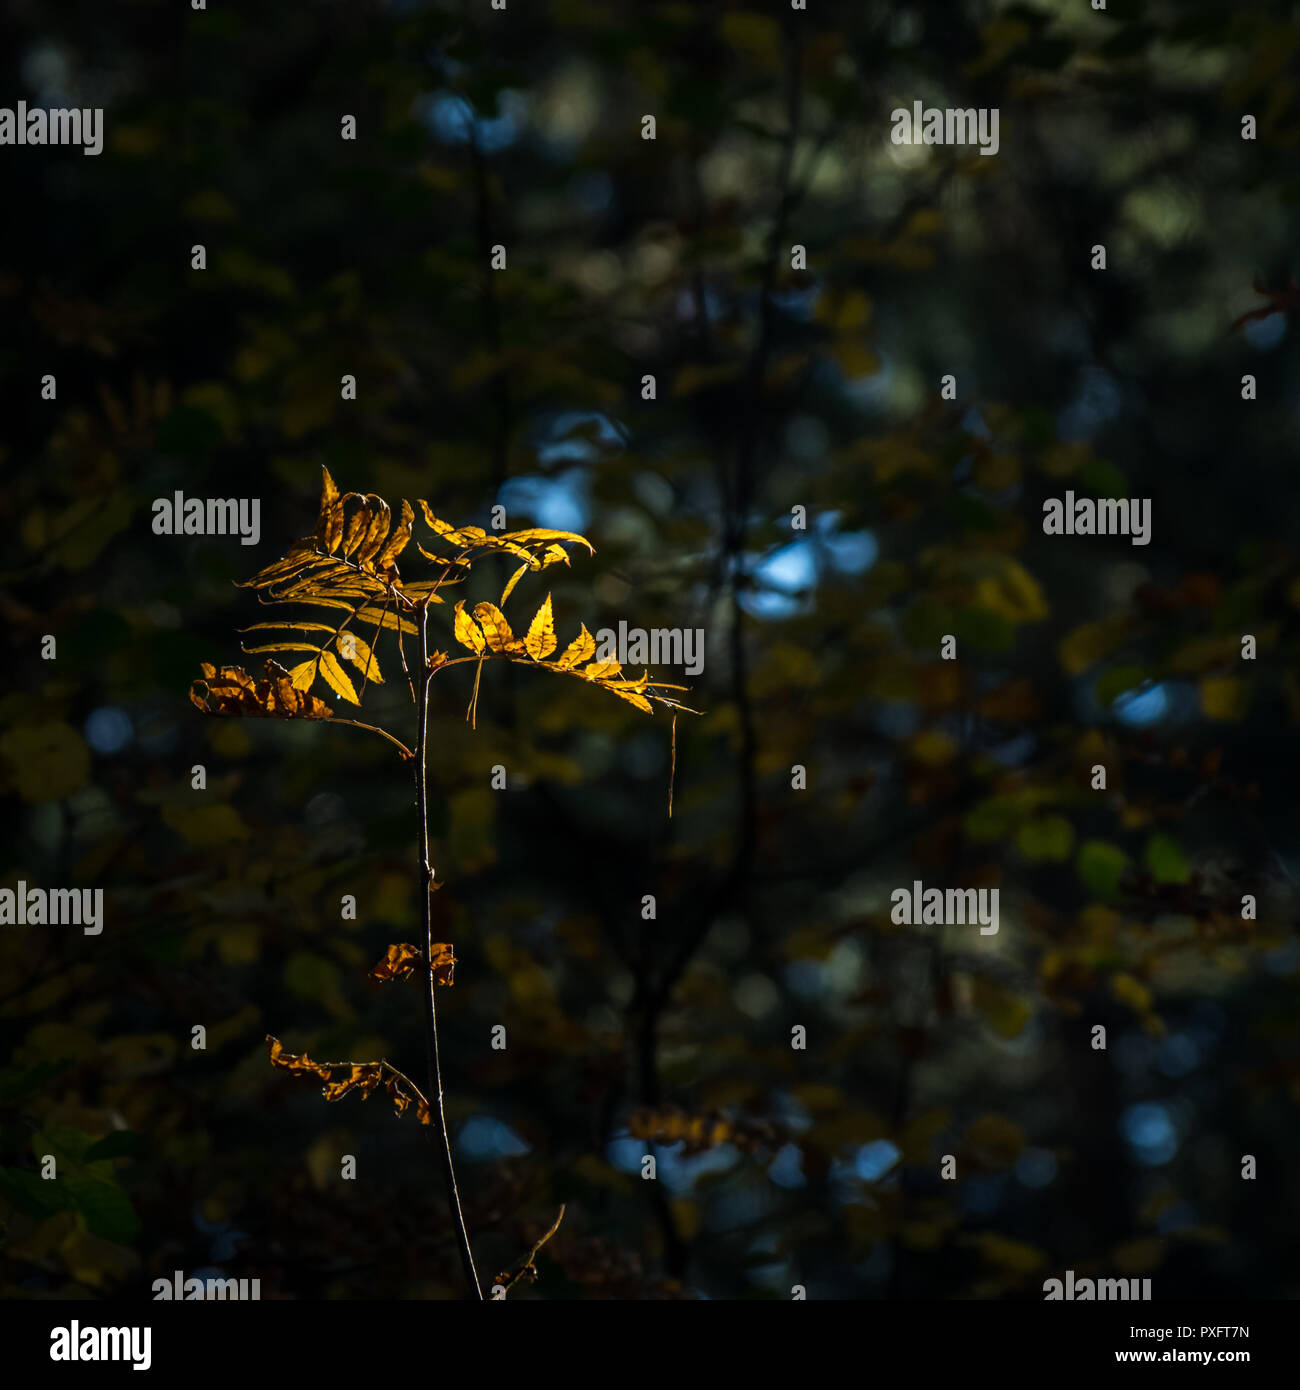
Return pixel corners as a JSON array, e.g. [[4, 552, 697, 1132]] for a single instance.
[[0, 722, 90, 802], [1200, 675, 1245, 721]]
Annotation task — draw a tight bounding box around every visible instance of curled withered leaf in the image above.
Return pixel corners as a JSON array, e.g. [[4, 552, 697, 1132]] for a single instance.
[[385, 1074, 431, 1124], [369, 942, 456, 986], [190, 661, 335, 719], [322, 1063, 385, 1103], [268, 1035, 431, 1125], [429, 942, 456, 985], [266, 1035, 333, 1082]]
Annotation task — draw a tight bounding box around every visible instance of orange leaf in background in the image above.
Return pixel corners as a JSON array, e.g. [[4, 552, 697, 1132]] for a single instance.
[[627, 1104, 774, 1155]]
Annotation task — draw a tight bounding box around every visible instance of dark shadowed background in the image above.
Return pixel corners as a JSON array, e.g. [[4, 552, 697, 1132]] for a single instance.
[[2, 0, 1299, 1299]]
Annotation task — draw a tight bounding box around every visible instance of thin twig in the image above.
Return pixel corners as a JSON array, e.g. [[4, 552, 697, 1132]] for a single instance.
[[493, 1203, 567, 1297], [415, 600, 483, 1299], [326, 717, 414, 761]]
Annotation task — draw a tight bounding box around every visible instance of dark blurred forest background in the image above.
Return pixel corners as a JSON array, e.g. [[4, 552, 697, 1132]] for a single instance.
[[2, 0, 1300, 1300]]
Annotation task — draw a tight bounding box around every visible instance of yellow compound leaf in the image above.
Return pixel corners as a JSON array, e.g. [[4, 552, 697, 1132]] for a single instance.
[[318, 650, 360, 705], [454, 600, 485, 653], [524, 593, 557, 660], [501, 527, 594, 554], [500, 562, 529, 606], [418, 500, 487, 549], [356, 604, 418, 635], [473, 601, 516, 652], [335, 629, 383, 684], [286, 659, 317, 691], [555, 623, 596, 670], [606, 686, 653, 714], [583, 659, 622, 680], [314, 466, 345, 554], [354, 496, 392, 566], [340, 501, 370, 558], [375, 498, 413, 571]]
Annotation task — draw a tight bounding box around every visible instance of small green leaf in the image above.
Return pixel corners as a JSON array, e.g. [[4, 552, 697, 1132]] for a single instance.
[[1077, 840, 1129, 899], [1017, 815, 1075, 862], [66, 1178, 141, 1245], [1145, 832, 1191, 885], [0, 1167, 73, 1220], [84, 1131, 144, 1163]]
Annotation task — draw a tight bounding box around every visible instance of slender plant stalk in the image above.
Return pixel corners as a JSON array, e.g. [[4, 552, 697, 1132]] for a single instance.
[[415, 599, 482, 1299]]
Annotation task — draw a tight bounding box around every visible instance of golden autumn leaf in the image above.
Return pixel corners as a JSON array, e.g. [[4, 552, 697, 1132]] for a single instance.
[[286, 659, 318, 691], [314, 466, 345, 554], [335, 629, 383, 683], [524, 593, 557, 660], [500, 562, 529, 606], [555, 624, 596, 670], [317, 650, 360, 705], [582, 658, 622, 680], [499, 527, 594, 554], [375, 498, 414, 571], [454, 600, 486, 653], [354, 495, 392, 566], [340, 502, 369, 558], [606, 687, 653, 714], [473, 601, 516, 652]]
